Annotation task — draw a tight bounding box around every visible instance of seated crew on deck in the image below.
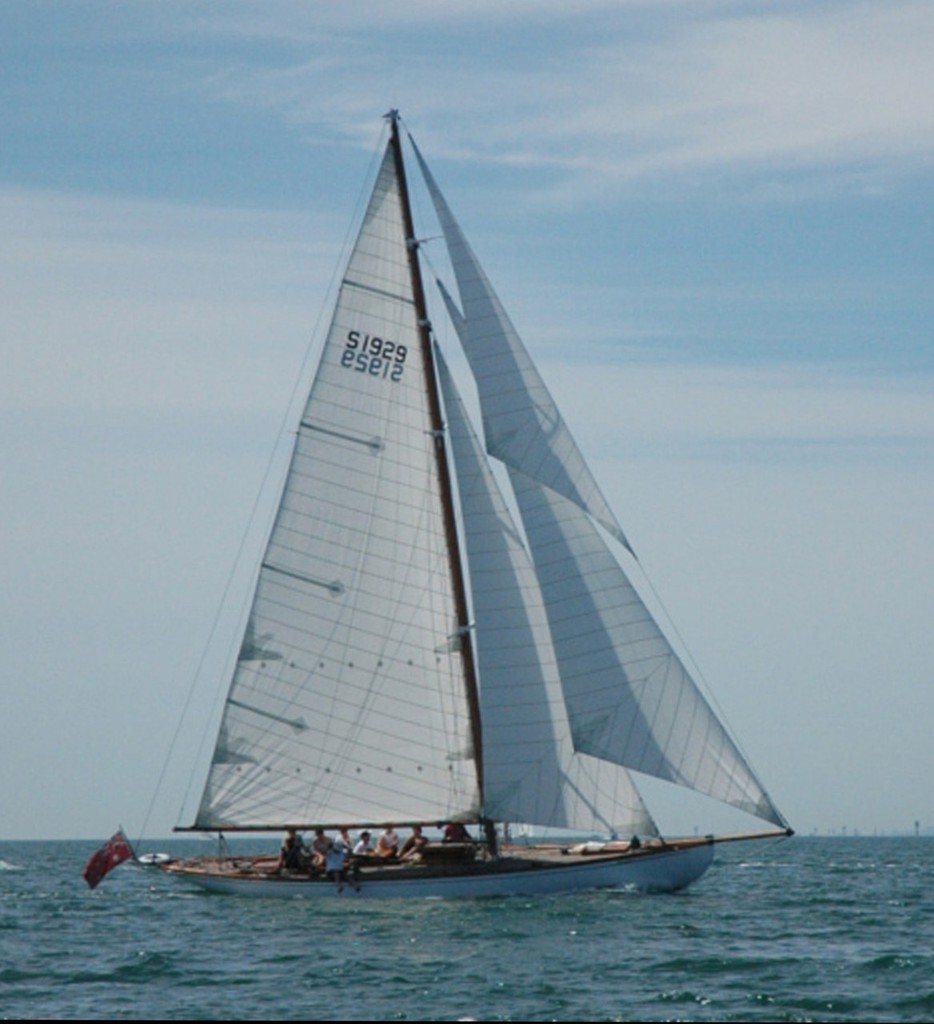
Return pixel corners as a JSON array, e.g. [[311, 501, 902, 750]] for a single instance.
[[353, 830, 374, 856], [441, 821, 471, 844], [310, 828, 334, 872], [376, 825, 400, 860], [399, 824, 429, 861], [277, 829, 306, 871]]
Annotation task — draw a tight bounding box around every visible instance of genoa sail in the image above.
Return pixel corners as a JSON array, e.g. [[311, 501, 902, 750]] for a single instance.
[[507, 469, 785, 826], [413, 133, 785, 833]]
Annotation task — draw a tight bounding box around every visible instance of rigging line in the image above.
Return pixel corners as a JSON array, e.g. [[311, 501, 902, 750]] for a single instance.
[[569, 755, 657, 837], [622, 540, 773, 794], [141, 124, 393, 840]]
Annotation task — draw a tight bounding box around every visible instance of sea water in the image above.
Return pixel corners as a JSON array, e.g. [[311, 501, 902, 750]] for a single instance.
[[2, 836, 932, 1022]]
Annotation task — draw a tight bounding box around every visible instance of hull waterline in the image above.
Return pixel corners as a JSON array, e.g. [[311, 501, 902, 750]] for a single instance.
[[157, 841, 715, 899]]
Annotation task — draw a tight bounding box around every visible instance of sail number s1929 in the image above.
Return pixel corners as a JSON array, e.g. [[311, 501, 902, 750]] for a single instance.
[[342, 329, 407, 381]]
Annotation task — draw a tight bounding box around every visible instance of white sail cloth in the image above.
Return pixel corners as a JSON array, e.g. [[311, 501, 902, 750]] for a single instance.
[[196, 145, 479, 829], [509, 470, 786, 826], [412, 139, 633, 554], [437, 350, 655, 836], [190, 123, 787, 840], [418, 133, 786, 830]]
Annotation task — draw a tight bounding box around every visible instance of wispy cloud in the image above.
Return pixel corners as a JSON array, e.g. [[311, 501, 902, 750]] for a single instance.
[[553, 3, 934, 181], [551, 360, 934, 465], [190, 1, 934, 193]]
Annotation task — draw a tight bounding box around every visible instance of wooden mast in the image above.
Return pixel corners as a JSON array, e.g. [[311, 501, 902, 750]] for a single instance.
[[385, 111, 495, 854]]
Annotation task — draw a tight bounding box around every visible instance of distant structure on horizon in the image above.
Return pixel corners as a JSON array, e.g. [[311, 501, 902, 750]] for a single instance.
[[806, 823, 931, 838]]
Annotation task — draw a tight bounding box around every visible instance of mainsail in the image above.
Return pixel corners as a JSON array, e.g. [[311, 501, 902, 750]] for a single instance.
[[195, 142, 479, 829]]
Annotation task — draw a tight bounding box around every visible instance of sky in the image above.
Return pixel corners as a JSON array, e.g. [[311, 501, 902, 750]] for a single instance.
[[2, 0, 932, 842]]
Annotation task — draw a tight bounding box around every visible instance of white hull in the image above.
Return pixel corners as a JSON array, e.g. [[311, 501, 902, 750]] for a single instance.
[[159, 842, 715, 899]]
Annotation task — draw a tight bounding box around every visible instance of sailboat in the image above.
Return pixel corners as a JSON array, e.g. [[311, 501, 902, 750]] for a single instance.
[[157, 111, 791, 898]]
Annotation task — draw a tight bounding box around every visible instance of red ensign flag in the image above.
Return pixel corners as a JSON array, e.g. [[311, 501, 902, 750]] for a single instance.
[[83, 829, 134, 889]]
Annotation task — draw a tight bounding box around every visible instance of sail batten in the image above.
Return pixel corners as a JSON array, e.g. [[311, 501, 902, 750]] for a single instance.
[[343, 277, 417, 305]]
